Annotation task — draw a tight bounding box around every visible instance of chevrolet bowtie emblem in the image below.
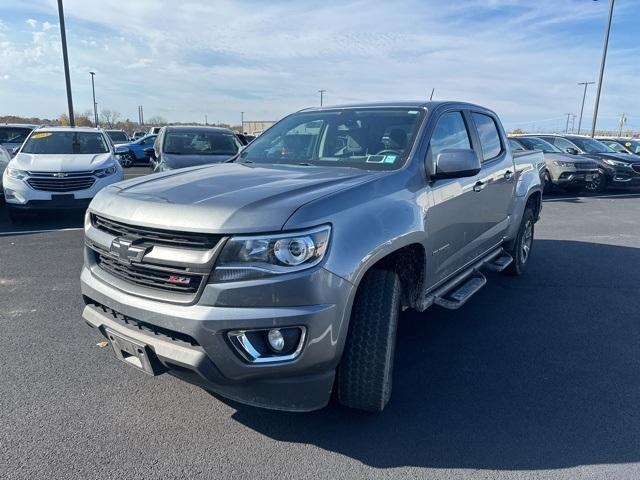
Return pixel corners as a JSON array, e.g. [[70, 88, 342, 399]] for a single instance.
[[109, 238, 150, 263]]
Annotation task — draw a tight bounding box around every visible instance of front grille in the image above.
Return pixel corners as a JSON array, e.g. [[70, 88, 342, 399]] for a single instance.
[[95, 250, 203, 294], [92, 214, 220, 249], [27, 173, 95, 192], [632, 164, 640, 173], [575, 162, 598, 170]]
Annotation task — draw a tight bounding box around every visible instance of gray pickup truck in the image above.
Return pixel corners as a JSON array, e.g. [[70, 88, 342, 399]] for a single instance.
[[81, 101, 543, 412]]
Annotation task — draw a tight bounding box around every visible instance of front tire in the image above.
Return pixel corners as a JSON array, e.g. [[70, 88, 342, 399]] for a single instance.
[[584, 171, 607, 193], [337, 269, 401, 412], [120, 152, 135, 168], [504, 208, 535, 276]]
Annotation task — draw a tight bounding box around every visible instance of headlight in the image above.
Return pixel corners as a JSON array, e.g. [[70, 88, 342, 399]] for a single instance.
[[552, 160, 574, 167], [6, 167, 28, 180], [94, 164, 118, 177], [211, 225, 331, 282], [603, 159, 628, 167]]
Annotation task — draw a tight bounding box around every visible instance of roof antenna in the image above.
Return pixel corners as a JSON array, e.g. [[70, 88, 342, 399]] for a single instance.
[[429, 88, 435, 101]]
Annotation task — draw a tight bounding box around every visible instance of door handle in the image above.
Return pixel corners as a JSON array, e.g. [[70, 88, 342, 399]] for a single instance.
[[504, 170, 514, 179], [473, 181, 485, 192]]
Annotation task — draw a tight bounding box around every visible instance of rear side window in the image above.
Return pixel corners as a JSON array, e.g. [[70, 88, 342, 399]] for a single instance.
[[547, 137, 576, 152], [428, 111, 471, 161], [472, 113, 502, 161]]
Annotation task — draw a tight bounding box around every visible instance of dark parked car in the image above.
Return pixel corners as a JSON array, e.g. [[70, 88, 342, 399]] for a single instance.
[[147, 126, 243, 172], [509, 136, 599, 193], [520, 134, 640, 191], [597, 138, 640, 156], [114, 134, 158, 167], [0, 124, 37, 156], [105, 129, 130, 145]]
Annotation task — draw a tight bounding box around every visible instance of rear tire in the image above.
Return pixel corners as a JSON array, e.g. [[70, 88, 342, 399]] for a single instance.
[[504, 208, 535, 276], [337, 269, 401, 412]]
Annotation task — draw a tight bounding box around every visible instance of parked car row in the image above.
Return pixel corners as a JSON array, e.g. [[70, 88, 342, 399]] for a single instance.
[[509, 133, 640, 192]]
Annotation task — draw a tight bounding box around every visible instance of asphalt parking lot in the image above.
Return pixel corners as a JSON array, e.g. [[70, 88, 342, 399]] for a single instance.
[[1, 180, 639, 479]]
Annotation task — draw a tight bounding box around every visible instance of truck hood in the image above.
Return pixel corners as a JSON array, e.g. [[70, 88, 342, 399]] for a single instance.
[[10, 152, 115, 172], [90, 162, 378, 234]]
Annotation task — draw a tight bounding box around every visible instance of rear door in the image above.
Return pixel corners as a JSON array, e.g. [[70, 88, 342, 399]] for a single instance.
[[467, 110, 516, 250]]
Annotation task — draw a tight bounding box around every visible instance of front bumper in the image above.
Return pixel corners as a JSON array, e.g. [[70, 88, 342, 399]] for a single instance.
[[2, 172, 124, 207], [80, 264, 355, 411]]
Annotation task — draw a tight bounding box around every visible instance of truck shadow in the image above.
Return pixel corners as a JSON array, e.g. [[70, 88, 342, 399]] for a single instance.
[[228, 239, 640, 471]]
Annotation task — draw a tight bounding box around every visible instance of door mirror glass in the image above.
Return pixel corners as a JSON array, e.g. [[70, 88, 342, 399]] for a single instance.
[[565, 147, 579, 155], [432, 148, 480, 180]]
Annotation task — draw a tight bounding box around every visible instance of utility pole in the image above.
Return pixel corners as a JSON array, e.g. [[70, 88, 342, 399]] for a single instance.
[[204, 114, 208, 126], [618, 113, 626, 136], [577, 81, 595, 134], [318, 89, 326, 107], [89, 72, 98, 126], [139, 105, 144, 125], [571, 114, 576, 133], [591, 0, 615, 138], [564, 113, 572, 134], [241, 111, 244, 133], [57, 0, 74, 126]]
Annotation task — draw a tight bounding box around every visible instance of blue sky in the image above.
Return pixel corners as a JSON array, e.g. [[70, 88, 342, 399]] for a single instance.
[[0, 0, 638, 131]]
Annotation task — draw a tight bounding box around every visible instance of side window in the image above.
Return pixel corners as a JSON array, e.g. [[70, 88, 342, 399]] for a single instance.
[[549, 137, 575, 152], [428, 111, 471, 161], [471, 112, 502, 162]]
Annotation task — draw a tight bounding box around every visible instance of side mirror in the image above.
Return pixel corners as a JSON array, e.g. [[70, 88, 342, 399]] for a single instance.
[[143, 147, 156, 159], [431, 149, 481, 180], [565, 147, 579, 155], [114, 145, 128, 155]]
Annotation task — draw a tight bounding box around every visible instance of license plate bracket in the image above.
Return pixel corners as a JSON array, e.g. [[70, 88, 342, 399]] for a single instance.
[[585, 174, 594, 182], [105, 328, 161, 376]]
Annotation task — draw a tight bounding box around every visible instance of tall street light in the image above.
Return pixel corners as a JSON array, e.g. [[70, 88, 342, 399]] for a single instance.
[[57, 0, 74, 126], [241, 111, 244, 133], [318, 89, 326, 107], [590, 0, 615, 137], [577, 81, 594, 135], [89, 71, 98, 126]]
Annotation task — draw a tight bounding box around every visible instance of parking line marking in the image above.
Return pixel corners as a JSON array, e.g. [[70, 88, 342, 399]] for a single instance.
[[0, 227, 84, 237]]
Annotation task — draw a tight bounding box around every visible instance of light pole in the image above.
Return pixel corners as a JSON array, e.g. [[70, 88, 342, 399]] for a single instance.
[[590, 0, 615, 137], [89, 71, 98, 126], [241, 111, 244, 133], [564, 113, 572, 134], [318, 89, 326, 107], [577, 81, 594, 134], [57, 0, 74, 126]]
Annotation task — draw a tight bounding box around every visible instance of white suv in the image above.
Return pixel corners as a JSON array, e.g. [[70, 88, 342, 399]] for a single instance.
[[2, 127, 124, 221]]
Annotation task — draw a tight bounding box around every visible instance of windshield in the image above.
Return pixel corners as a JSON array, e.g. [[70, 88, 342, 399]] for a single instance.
[[569, 137, 615, 154], [516, 137, 561, 153], [0, 127, 33, 145], [21, 131, 110, 154], [107, 131, 129, 142], [239, 108, 424, 170], [163, 130, 240, 155]]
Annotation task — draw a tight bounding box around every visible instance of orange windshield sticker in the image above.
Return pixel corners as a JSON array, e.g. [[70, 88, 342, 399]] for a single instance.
[[30, 132, 53, 139]]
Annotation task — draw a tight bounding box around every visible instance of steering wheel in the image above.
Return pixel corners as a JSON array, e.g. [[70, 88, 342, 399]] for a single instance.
[[375, 149, 402, 156]]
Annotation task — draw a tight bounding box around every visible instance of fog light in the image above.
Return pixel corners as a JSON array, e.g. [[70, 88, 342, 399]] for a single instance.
[[267, 329, 285, 352]]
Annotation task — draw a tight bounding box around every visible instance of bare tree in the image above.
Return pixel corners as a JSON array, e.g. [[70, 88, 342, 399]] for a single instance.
[[146, 116, 166, 126], [100, 109, 121, 128]]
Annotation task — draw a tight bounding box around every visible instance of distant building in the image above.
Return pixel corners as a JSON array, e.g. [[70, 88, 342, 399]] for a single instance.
[[242, 120, 276, 135]]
